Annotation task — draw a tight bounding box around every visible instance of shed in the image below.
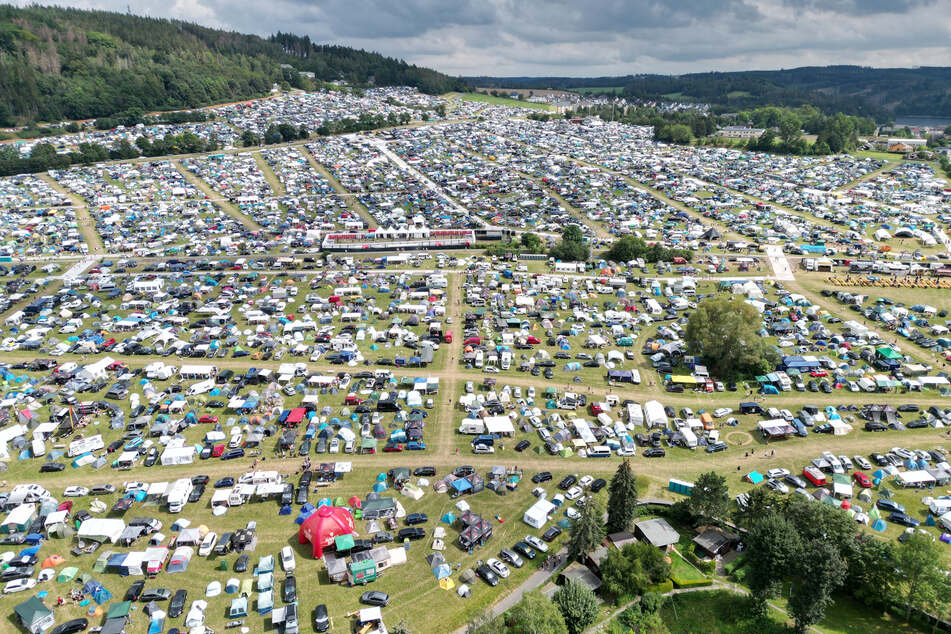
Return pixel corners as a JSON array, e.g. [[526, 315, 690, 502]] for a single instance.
[[634, 518, 679, 550], [692, 528, 737, 557], [557, 561, 602, 592]]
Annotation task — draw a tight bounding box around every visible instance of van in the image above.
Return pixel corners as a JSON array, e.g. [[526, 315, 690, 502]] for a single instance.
[[587, 446, 611, 458]]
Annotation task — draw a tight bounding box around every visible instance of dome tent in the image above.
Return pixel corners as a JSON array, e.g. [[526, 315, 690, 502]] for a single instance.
[[298, 505, 356, 559]]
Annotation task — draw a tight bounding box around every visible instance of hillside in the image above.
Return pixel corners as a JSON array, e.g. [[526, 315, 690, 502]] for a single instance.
[[0, 5, 467, 124], [470, 66, 951, 121]]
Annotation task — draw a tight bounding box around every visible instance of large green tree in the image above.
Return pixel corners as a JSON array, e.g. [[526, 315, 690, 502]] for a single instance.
[[788, 540, 847, 634], [606, 459, 638, 533], [567, 498, 606, 561], [687, 471, 730, 526], [745, 513, 802, 616], [685, 296, 779, 381], [896, 532, 944, 621], [552, 580, 599, 634], [506, 590, 568, 634]]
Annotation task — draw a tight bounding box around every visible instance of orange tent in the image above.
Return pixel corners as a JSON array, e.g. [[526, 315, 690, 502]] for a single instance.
[[42, 554, 65, 568]]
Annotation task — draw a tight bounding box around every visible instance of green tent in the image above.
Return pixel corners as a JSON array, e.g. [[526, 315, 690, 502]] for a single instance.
[[56, 566, 78, 582], [107, 601, 132, 620], [876, 346, 902, 360], [334, 534, 355, 551]]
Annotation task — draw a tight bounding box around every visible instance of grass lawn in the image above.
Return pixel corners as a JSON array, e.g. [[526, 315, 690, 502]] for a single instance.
[[854, 150, 905, 162], [668, 550, 709, 583], [445, 92, 555, 112]]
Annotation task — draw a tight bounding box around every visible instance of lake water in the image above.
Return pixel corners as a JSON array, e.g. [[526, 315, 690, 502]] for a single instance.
[[893, 116, 951, 128]]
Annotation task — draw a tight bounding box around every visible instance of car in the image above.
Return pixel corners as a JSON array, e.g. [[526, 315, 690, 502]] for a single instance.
[[513, 541, 536, 560], [40, 462, 65, 472], [705, 442, 728, 453], [397, 527, 426, 541], [542, 526, 562, 542], [472, 443, 494, 454], [532, 472, 552, 484], [525, 535, 549, 552], [713, 407, 732, 418], [90, 484, 116, 495], [167, 589, 188, 617], [280, 546, 296, 572], [190, 475, 210, 485], [313, 604, 330, 632], [889, 512, 921, 527], [865, 421, 887, 432], [360, 591, 389, 607], [283, 573, 297, 603], [125, 580, 146, 601], [557, 475, 577, 490], [3, 578, 36, 593], [765, 468, 790, 480], [877, 499, 906, 513], [413, 466, 436, 477], [214, 477, 234, 489], [870, 453, 889, 467], [1, 566, 33, 581], [487, 558, 510, 578], [565, 486, 583, 500], [234, 554, 249, 573], [590, 478, 607, 493], [784, 474, 808, 489], [765, 479, 789, 494], [405, 513, 428, 525], [49, 618, 88, 634], [220, 448, 244, 460], [853, 472, 872, 488], [499, 548, 524, 568], [140, 588, 172, 602], [477, 564, 500, 586], [63, 486, 89, 497], [514, 440, 531, 452], [853, 455, 873, 471], [643, 448, 665, 458]]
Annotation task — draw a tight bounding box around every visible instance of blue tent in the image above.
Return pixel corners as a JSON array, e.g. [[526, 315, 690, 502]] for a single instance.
[[279, 505, 291, 515], [450, 479, 472, 494], [440, 512, 456, 524], [432, 563, 451, 580], [871, 519, 887, 532]]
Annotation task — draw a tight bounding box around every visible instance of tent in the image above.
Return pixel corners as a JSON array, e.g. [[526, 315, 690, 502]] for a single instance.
[[57, 566, 78, 582], [298, 505, 356, 558], [441, 512, 456, 524], [257, 590, 273, 615], [229, 596, 248, 617], [225, 578, 240, 594], [432, 563, 452, 579], [746, 471, 764, 484], [166, 547, 193, 573], [206, 581, 221, 597]]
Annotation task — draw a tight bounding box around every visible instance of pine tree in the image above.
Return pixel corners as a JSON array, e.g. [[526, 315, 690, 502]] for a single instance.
[[606, 459, 638, 533], [567, 498, 605, 562]]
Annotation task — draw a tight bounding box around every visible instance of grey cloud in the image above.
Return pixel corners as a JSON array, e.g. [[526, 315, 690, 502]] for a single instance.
[[781, 0, 936, 14]]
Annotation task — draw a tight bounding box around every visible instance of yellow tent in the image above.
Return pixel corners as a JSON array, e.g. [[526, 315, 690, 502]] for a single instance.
[[439, 577, 455, 590]]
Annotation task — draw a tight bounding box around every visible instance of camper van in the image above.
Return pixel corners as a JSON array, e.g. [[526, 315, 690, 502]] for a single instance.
[[68, 434, 104, 458], [166, 478, 194, 513]]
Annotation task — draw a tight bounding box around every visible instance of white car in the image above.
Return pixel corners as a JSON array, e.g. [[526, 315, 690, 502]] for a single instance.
[[487, 558, 510, 579], [472, 444, 494, 454], [4, 578, 36, 594], [713, 407, 732, 418], [765, 468, 790, 480], [524, 535, 549, 552], [564, 486, 583, 501], [281, 546, 296, 572], [329, 438, 340, 454], [198, 532, 218, 557], [63, 486, 89, 497], [765, 479, 789, 495], [854, 455, 873, 470], [565, 507, 581, 520], [578, 475, 594, 489]]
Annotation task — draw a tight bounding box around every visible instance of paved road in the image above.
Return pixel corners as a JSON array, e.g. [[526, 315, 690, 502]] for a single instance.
[[765, 245, 795, 281]]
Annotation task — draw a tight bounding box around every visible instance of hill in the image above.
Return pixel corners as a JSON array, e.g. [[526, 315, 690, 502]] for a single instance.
[[469, 66, 951, 121], [0, 5, 467, 124]]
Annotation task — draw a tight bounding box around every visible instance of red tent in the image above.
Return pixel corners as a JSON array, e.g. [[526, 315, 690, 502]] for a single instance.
[[298, 506, 356, 558]]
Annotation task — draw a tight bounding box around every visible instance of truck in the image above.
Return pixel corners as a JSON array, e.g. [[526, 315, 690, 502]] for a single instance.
[[166, 478, 194, 513]]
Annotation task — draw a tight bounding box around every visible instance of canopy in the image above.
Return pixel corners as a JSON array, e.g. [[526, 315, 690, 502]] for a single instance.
[[298, 505, 356, 558]]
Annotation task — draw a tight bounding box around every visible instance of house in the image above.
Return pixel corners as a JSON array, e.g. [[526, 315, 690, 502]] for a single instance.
[[557, 561, 603, 592], [692, 528, 737, 557], [607, 531, 637, 550], [716, 126, 766, 139], [634, 518, 680, 551], [15, 596, 54, 633]]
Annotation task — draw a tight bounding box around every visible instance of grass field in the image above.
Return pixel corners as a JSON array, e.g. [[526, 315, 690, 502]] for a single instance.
[[445, 92, 555, 112]]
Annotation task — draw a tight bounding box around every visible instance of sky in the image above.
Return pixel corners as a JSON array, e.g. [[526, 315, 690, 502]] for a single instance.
[[46, 0, 951, 76]]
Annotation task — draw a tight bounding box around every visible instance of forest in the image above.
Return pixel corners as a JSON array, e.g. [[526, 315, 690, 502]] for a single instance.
[[471, 66, 951, 120], [0, 5, 467, 124]]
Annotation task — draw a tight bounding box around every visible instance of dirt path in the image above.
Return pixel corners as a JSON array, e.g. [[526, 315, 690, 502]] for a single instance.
[[251, 150, 286, 196], [38, 174, 104, 254], [300, 145, 378, 229], [171, 160, 263, 232], [834, 159, 901, 194]]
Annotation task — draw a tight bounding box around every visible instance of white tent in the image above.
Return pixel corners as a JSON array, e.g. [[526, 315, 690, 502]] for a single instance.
[[78, 518, 125, 543], [484, 416, 515, 435]]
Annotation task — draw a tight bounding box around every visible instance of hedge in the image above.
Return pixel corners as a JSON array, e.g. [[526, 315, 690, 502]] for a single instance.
[[671, 576, 714, 589], [646, 580, 674, 594]]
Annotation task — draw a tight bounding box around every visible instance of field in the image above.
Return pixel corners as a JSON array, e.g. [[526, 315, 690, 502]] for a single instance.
[[571, 87, 625, 95], [445, 92, 555, 111]]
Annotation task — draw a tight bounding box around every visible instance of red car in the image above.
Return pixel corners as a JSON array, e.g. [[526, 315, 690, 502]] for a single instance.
[[852, 471, 872, 488], [382, 444, 403, 453], [463, 337, 481, 345], [588, 402, 603, 415], [57, 500, 73, 513], [525, 336, 540, 344], [802, 466, 827, 486], [345, 394, 363, 405], [198, 415, 218, 424], [101, 338, 117, 351], [444, 331, 453, 343], [809, 370, 828, 377], [211, 444, 225, 457]]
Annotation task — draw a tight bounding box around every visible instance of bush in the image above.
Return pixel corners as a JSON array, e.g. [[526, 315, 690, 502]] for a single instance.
[[645, 579, 673, 593], [671, 576, 714, 589]]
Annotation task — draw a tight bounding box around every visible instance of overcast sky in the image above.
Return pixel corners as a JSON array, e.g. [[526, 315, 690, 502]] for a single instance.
[[49, 0, 951, 76]]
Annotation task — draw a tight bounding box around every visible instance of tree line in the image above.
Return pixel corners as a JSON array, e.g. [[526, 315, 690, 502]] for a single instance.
[[0, 6, 467, 125]]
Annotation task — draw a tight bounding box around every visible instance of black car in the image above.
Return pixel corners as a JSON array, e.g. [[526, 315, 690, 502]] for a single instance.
[[590, 478, 607, 493], [889, 512, 920, 527], [544, 368, 554, 380], [643, 448, 666, 458], [405, 513, 428, 525], [542, 526, 562, 542], [283, 573, 297, 603], [169, 590, 187, 618], [143, 447, 159, 467], [214, 533, 234, 556], [513, 541, 536, 560], [397, 527, 426, 541], [188, 485, 205, 504], [313, 604, 330, 632], [514, 440, 530, 452], [295, 485, 309, 505], [476, 564, 500, 586], [865, 422, 887, 432], [49, 619, 88, 634], [0, 566, 33, 581], [234, 554, 249, 573], [413, 466, 436, 477], [220, 448, 244, 460], [140, 588, 171, 602], [40, 462, 65, 472], [191, 475, 210, 485], [214, 477, 234, 488], [898, 404, 920, 413], [360, 591, 390, 607], [125, 580, 145, 601], [557, 475, 577, 490], [877, 499, 905, 513], [531, 471, 552, 484], [870, 453, 889, 466]]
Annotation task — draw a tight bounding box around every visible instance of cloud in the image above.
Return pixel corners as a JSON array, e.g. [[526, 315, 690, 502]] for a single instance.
[[43, 0, 951, 76]]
